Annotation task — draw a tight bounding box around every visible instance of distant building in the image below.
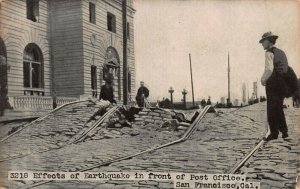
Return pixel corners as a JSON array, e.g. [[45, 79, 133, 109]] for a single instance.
[[253, 82, 258, 99], [0, 0, 135, 111], [242, 83, 247, 104], [234, 99, 239, 106]]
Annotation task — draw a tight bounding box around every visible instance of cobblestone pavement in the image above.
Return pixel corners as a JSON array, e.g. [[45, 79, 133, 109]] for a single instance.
[[238, 107, 299, 189], [0, 106, 182, 188], [0, 100, 106, 160], [72, 104, 268, 189], [0, 121, 30, 139], [0, 103, 299, 189]]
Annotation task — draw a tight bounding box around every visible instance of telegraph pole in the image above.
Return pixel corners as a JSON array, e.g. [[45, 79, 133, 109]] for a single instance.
[[227, 52, 231, 106], [122, 0, 128, 105], [189, 53, 195, 107]]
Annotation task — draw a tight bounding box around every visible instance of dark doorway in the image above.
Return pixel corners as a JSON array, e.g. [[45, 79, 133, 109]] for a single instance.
[[91, 65, 97, 98]]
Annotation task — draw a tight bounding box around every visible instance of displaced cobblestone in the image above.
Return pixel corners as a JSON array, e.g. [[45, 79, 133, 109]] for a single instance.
[[239, 107, 299, 189], [0, 103, 298, 189], [73, 104, 298, 189], [0, 120, 30, 139], [0, 100, 110, 161]]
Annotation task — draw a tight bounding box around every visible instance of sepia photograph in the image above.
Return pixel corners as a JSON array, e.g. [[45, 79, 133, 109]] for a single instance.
[[0, 0, 299, 188]]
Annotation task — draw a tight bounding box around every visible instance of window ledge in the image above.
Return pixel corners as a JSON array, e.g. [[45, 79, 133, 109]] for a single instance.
[[24, 88, 45, 96]]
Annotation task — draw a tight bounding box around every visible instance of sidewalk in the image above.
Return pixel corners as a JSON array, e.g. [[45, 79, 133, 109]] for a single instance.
[[0, 110, 43, 123]]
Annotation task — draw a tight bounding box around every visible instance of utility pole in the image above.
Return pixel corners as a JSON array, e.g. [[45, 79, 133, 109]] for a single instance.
[[189, 53, 195, 107], [247, 82, 249, 105], [122, 0, 128, 105], [227, 52, 231, 107]]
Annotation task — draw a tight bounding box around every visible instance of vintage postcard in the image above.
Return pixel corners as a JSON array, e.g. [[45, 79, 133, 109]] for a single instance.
[[0, 0, 299, 188]]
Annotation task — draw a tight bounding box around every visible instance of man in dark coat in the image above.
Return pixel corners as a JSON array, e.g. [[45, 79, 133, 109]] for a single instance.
[[260, 31, 288, 141], [100, 76, 116, 104], [136, 81, 149, 107]]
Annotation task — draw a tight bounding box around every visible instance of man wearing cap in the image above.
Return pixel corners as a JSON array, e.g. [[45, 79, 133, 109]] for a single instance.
[[136, 81, 149, 107], [99, 74, 116, 104], [259, 31, 288, 141]]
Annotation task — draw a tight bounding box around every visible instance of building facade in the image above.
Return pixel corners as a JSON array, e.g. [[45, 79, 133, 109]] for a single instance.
[[0, 0, 135, 111]]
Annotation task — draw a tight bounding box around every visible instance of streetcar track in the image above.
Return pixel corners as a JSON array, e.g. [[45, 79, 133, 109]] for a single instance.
[[17, 106, 212, 189], [0, 105, 120, 163], [226, 131, 269, 174], [67, 106, 120, 145], [8, 104, 269, 189], [0, 100, 89, 143]]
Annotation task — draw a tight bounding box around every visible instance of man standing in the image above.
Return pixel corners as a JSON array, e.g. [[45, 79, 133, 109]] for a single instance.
[[259, 31, 288, 141], [100, 75, 116, 104], [136, 81, 149, 107]]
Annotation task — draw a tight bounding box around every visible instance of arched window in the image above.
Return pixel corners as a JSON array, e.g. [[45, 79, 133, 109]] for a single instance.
[[103, 47, 120, 80], [23, 43, 44, 90], [103, 47, 121, 100]]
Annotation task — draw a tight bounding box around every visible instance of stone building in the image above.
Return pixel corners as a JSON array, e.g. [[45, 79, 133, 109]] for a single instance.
[[0, 0, 135, 112]]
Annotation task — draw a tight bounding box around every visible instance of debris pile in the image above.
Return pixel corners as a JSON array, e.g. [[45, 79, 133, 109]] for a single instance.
[[81, 106, 141, 142], [80, 106, 196, 142], [133, 108, 193, 132], [134, 108, 174, 126]]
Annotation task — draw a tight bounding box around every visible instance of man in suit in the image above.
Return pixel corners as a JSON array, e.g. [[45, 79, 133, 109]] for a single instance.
[[260, 31, 288, 141], [136, 81, 149, 107]]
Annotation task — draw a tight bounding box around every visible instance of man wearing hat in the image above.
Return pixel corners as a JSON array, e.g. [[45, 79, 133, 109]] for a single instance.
[[99, 74, 116, 104], [259, 31, 288, 141], [136, 81, 149, 107]]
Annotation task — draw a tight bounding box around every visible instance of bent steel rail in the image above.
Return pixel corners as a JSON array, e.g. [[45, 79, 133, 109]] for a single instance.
[[17, 105, 212, 189], [226, 131, 269, 174], [0, 100, 88, 143], [0, 105, 120, 162]]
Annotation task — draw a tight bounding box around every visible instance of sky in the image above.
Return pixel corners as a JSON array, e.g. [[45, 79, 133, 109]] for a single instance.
[[133, 0, 300, 103]]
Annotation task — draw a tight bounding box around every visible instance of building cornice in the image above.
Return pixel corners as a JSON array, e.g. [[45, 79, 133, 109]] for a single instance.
[[102, 0, 136, 14]]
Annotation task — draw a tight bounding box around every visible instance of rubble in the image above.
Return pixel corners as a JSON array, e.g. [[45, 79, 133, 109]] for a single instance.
[[132, 107, 192, 132]]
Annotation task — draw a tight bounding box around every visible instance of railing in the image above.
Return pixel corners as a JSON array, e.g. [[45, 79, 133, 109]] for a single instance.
[[12, 96, 53, 110], [9, 96, 78, 110], [56, 97, 78, 107]]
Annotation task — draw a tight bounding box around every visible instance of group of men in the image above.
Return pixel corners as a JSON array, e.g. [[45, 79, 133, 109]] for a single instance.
[[99, 75, 149, 108]]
